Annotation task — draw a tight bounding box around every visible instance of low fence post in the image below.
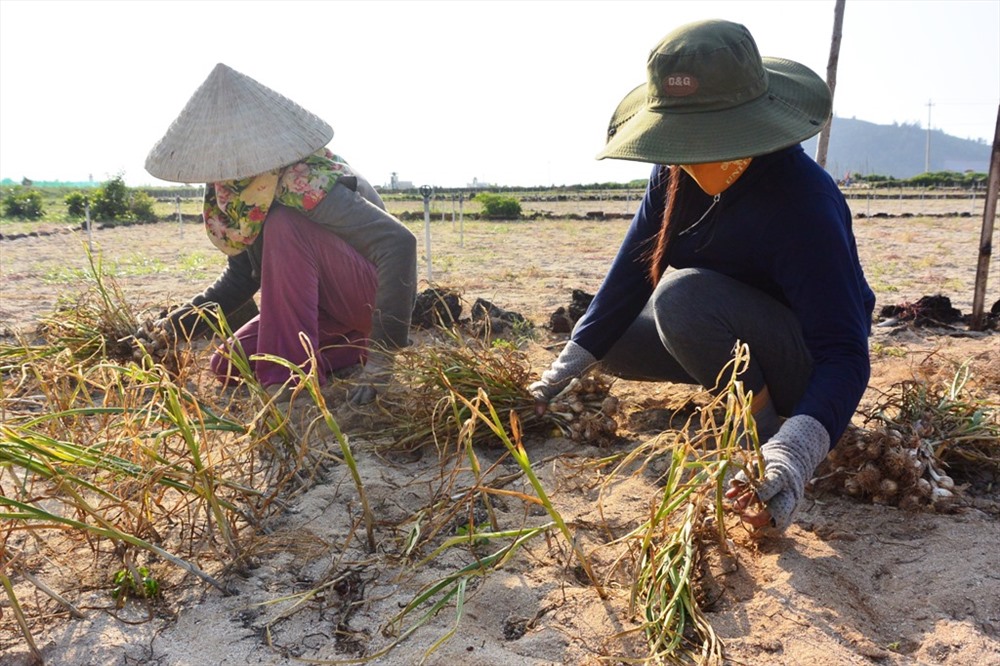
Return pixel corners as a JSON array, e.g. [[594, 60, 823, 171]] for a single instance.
[[85, 200, 93, 254], [420, 185, 434, 282], [459, 192, 465, 249]]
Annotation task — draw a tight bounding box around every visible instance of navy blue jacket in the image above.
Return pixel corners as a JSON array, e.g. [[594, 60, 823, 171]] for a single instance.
[[573, 145, 874, 443]]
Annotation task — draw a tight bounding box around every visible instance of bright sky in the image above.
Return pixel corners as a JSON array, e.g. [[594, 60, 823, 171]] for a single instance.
[[1, 0, 998, 189]]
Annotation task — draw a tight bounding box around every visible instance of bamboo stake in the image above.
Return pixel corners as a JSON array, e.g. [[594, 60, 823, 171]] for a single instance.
[[815, 0, 845, 169], [970, 104, 999, 331]]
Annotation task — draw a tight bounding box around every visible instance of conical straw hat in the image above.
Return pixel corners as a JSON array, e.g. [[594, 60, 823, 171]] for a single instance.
[[145, 63, 333, 183]]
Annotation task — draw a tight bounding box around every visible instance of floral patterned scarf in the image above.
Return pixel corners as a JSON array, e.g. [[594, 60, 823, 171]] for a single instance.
[[204, 148, 352, 256]]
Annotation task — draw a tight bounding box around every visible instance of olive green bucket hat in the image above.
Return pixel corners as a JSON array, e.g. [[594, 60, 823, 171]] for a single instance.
[[597, 19, 832, 165], [145, 63, 333, 183]]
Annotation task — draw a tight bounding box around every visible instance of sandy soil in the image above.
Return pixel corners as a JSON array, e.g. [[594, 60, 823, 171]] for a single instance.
[[1, 201, 998, 666]]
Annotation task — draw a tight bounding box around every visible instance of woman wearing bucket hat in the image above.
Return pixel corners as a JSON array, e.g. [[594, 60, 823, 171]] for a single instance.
[[143, 63, 417, 405], [530, 20, 874, 532]]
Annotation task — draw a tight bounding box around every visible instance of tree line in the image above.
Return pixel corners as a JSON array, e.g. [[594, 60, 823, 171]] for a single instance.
[[1, 170, 992, 221]]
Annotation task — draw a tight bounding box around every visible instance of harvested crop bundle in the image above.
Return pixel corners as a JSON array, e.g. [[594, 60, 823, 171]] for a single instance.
[[812, 368, 998, 511], [359, 335, 618, 453]]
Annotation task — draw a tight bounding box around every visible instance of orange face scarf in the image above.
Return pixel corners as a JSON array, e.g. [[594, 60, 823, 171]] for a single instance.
[[680, 158, 752, 195]]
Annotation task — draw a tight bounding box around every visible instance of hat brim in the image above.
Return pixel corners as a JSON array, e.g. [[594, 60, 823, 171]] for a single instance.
[[596, 57, 832, 165]]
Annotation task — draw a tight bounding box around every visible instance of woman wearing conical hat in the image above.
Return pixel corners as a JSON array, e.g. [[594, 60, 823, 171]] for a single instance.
[[530, 20, 875, 533], [144, 63, 416, 405]]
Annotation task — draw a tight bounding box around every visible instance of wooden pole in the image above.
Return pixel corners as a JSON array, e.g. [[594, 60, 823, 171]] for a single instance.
[[815, 0, 845, 169], [969, 104, 1000, 331]]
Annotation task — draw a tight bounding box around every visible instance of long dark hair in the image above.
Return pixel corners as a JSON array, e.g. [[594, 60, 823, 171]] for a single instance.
[[645, 166, 682, 285]]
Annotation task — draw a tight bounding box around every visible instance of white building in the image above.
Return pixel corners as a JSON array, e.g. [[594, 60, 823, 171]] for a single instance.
[[388, 172, 415, 190]]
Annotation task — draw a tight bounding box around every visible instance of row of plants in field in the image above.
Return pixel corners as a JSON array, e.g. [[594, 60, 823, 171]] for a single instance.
[[0, 250, 320, 661], [0, 246, 771, 664], [2, 175, 156, 222], [2, 185, 525, 224], [2, 248, 997, 665], [4, 166, 989, 223]]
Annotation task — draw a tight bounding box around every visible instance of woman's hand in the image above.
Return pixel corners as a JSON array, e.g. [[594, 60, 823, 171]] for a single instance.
[[133, 317, 175, 352], [725, 480, 774, 529], [727, 415, 830, 531], [528, 340, 596, 416], [346, 352, 393, 406]]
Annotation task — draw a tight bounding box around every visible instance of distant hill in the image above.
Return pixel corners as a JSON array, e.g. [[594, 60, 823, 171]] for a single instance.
[[803, 116, 993, 179]]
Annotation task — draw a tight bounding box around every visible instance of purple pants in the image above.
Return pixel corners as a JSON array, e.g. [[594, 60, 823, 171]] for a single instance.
[[210, 206, 378, 387]]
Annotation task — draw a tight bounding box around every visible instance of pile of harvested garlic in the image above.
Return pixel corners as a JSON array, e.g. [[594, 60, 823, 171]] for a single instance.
[[545, 374, 619, 443]]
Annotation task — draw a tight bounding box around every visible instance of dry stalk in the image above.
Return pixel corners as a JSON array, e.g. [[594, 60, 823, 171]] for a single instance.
[[0, 268, 335, 651], [252, 335, 378, 553], [363, 330, 618, 455], [601, 343, 759, 665]]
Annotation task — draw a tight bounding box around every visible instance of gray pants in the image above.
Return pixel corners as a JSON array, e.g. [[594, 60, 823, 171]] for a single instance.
[[598, 268, 813, 417]]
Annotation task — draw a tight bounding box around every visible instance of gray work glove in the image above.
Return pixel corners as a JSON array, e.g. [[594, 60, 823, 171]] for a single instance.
[[134, 302, 198, 349], [728, 414, 830, 531], [133, 317, 174, 352], [529, 341, 597, 405], [346, 351, 394, 406]]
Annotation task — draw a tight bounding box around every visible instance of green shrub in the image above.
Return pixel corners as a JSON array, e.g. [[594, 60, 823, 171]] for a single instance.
[[65, 191, 89, 218], [477, 192, 522, 219], [129, 191, 157, 221], [86, 176, 158, 222], [2, 187, 44, 219], [90, 175, 132, 221]]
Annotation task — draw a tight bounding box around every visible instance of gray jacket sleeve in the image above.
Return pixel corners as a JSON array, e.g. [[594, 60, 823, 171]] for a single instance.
[[168, 249, 260, 338], [305, 175, 417, 350]]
